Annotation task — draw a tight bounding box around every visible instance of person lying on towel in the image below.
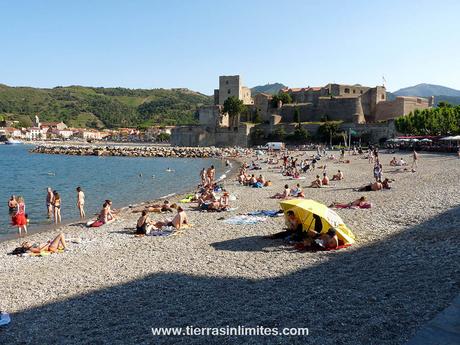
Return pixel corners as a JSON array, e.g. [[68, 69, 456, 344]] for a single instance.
[[10, 233, 67, 255], [329, 196, 372, 209]]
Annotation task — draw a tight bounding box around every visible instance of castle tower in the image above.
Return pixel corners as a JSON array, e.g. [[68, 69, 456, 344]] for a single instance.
[[353, 98, 366, 124], [218, 75, 253, 105]]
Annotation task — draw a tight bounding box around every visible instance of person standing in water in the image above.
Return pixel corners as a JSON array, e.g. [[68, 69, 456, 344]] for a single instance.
[[8, 195, 17, 215], [76, 186, 85, 219], [12, 196, 27, 236], [46, 187, 54, 218], [52, 191, 61, 224]]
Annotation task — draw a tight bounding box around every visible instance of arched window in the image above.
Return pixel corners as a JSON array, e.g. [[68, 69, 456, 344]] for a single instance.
[[344, 88, 350, 94]]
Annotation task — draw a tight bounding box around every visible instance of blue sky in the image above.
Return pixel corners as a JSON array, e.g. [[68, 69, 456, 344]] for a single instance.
[[1, 0, 459, 93]]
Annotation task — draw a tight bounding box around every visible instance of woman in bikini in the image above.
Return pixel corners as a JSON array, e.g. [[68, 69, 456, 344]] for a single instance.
[[20, 233, 67, 254], [52, 191, 61, 224]]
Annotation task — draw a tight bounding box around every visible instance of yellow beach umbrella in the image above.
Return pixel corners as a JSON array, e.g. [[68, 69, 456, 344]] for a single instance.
[[279, 199, 356, 245]]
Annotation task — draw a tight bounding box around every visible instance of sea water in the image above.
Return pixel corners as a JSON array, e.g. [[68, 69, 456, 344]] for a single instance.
[[0, 144, 228, 241]]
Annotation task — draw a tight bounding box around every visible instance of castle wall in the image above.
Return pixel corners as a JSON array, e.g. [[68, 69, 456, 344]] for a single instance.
[[199, 105, 226, 127], [317, 97, 365, 123], [171, 124, 254, 147], [375, 96, 430, 121], [241, 86, 253, 105], [253, 93, 272, 122]]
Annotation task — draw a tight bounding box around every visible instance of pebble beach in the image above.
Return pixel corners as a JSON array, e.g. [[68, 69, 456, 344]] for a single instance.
[[0, 151, 459, 345]]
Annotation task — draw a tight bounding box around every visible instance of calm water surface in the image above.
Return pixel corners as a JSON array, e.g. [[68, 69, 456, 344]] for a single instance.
[[0, 145, 227, 240]]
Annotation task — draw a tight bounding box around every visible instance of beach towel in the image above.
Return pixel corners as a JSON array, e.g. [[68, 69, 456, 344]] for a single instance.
[[179, 195, 194, 203], [0, 312, 11, 326], [27, 249, 65, 257], [223, 215, 268, 225], [149, 228, 175, 237], [248, 210, 283, 217]]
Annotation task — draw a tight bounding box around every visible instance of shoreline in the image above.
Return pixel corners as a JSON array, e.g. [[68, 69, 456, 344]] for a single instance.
[[0, 156, 241, 245], [1, 151, 459, 344]]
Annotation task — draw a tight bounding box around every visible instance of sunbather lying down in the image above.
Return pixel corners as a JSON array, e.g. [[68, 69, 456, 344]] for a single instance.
[[9, 233, 67, 255], [133, 201, 177, 213], [329, 196, 372, 209]]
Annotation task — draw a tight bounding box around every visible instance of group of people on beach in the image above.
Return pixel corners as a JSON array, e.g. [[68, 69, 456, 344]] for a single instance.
[[7, 143, 428, 256], [8, 186, 87, 236]]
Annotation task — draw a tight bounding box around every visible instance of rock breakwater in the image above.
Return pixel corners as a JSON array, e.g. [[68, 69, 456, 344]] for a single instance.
[[31, 145, 237, 158]]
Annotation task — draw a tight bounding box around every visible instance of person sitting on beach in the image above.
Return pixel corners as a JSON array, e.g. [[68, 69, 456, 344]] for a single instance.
[[219, 191, 230, 211], [271, 184, 291, 199], [332, 170, 344, 181], [322, 173, 329, 186], [257, 174, 265, 185], [88, 201, 116, 227], [154, 206, 189, 230], [330, 196, 371, 209], [310, 175, 322, 188], [397, 158, 407, 166], [249, 174, 257, 186], [291, 183, 305, 198], [382, 178, 393, 190], [8, 195, 17, 214], [161, 200, 175, 213], [389, 157, 398, 166], [269, 210, 304, 241], [14, 233, 67, 255], [238, 169, 247, 184], [303, 228, 338, 250], [136, 211, 153, 235], [356, 180, 383, 192]]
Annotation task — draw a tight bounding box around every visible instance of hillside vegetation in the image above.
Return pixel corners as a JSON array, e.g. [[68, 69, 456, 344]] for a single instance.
[[0, 84, 212, 128]]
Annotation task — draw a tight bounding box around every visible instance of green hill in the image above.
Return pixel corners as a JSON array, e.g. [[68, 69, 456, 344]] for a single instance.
[[0, 84, 212, 129]]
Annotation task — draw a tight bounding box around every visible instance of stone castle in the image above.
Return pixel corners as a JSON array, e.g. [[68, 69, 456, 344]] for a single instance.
[[171, 75, 433, 147]]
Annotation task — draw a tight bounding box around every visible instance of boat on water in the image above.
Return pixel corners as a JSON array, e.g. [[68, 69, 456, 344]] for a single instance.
[[4, 139, 22, 145]]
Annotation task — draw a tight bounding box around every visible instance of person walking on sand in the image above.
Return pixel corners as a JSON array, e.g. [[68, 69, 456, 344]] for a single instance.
[[76, 186, 85, 219], [12, 196, 27, 236], [52, 191, 61, 224], [200, 168, 207, 186], [46, 187, 54, 218], [411, 149, 419, 171], [207, 165, 215, 185]]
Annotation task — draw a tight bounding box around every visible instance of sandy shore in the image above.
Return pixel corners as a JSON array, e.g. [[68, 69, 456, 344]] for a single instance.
[[0, 151, 459, 345]]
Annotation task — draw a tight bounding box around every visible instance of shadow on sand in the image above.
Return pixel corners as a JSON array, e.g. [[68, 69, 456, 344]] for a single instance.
[[1, 207, 459, 345]]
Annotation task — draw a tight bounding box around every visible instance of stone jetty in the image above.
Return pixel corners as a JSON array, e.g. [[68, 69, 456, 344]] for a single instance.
[[31, 144, 237, 158]]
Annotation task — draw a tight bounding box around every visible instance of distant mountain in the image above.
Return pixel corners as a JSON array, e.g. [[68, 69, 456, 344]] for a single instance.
[[251, 83, 286, 95], [392, 83, 460, 106], [393, 83, 460, 97]]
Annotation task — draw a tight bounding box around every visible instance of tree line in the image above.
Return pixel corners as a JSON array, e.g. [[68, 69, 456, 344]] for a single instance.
[[395, 102, 460, 136]]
